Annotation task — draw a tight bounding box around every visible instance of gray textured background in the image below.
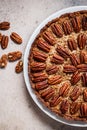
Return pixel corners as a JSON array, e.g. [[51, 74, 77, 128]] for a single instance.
[[0, 0, 87, 130]]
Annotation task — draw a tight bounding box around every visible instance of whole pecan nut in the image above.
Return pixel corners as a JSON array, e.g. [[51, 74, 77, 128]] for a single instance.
[[8, 51, 22, 62], [10, 32, 22, 44], [15, 60, 23, 73], [37, 39, 50, 53], [30, 62, 46, 72], [59, 82, 70, 97], [48, 75, 62, 85], [0, 21, 10, 30], [1, 35, 9, 49], [70, 87, 81, 101], [51, 24, 63, 37], [51, 54, 64, 64], [63, 65, 77, 73]]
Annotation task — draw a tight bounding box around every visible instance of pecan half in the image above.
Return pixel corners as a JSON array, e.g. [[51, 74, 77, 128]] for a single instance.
[[63, 65, 77, 73], [77, 33, 87, 49], [37, 39, 50, 53], [80, 51, 87, 64], [48, 75, 62, 85], [67, 38, 77, 51], [15, 60, 23, 73], [1, 35, 9, 49], [50, 96, 62, 107], [60, 100, 69, 114], [70, 87, 81, 101], [0, 21, 10, 30], [51, 54, 64, 64], [80, 103, 87, 117], [33, 50, 47, 62], [10, 32, 22, 44], [8, 51, 22, 62], [56, 45, 70, 59], [70, 102, 80, 115], [43, 31, 55, 45], [30, 62, 46, 72], [32, 72, 48, 83], [59, 82, 70, 97], [70, 54, 80, 66], [0, 33, 2, 42], [51, 23, 63, 37], [41, 88, 55, 101], [35, 80, 48, 90], [71, 71, 81, 85], [46, 65, 58, 75], [83, 89, 87, 102], [0, 54, 8, 68], [82, 16, 87, 30], [71, 16, 81, 33], [77, 64, 87, 72], [81, 73, 87, 87], [62, 20, 72, 35]]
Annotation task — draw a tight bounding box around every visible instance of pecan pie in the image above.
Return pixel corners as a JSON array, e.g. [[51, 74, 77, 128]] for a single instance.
[[28, 10, 87, 121]]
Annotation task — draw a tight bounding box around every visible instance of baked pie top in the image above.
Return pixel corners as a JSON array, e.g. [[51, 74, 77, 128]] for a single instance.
[[28, 10, 87, 121]]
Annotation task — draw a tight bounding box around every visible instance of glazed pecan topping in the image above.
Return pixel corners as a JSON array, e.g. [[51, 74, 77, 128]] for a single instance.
[[41, 88, 55, 101], [70, 54, 80, 66], [82, 16, 87, 30], [71, 71, 81, 85], [50, 96, 62, 107], [62, 20, 72, 35], [77, 33, 87, 50], [46, 65, 58, 75], [51, 23, 63, 37], [70, 102, 80, 115], [32, 72, 48, 83], [70, 87, 81, 101], [77, 64, 87, 72], [33, 50, 47, 62], [43, 31, 55, 45], [60, 100, 69, 114], [30, 62, 46, 72], [63, 65, 77, 73], [81, 73, 87, 87], [71, 16, 81, 33], [80, 103, 87, 117], [1, 35, 9, 49], [51, 54, 64, 64], [67, 38, 77, 51], [80, 51, 87, 64], [83, 89, 87, 102], [56, 45, 70, 59], [35, 80, 48, 90], [48, 75, 62, 85], [59, 82, 70, 97], [37, 39, 50, 53]]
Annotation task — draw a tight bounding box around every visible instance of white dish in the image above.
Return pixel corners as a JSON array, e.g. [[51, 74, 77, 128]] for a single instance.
[[24, 6, 87, 127]]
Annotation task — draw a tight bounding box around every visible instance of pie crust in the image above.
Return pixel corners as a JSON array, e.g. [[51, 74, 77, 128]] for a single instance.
[[28, 10, 87, 121]]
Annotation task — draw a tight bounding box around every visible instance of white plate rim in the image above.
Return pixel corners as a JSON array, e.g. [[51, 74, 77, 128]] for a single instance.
[[24, 6, 87, 127]]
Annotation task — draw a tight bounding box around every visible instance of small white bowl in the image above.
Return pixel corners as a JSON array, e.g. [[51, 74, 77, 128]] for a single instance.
[[24, 6, 87, 127]]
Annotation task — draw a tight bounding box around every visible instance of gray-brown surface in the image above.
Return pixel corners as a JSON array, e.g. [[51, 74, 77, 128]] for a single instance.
[[0, 0, 87, 130]]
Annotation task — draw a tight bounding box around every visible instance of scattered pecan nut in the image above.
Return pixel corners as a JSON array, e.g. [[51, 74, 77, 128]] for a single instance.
[[1, 35, 9, 49], [0, 21, 10, 30], [10, 32, 22, 44], [0, 33, 2, 42], [0, 54, 8, 68], [15, 60, 23, 73], [8, 51, 22, 62]]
